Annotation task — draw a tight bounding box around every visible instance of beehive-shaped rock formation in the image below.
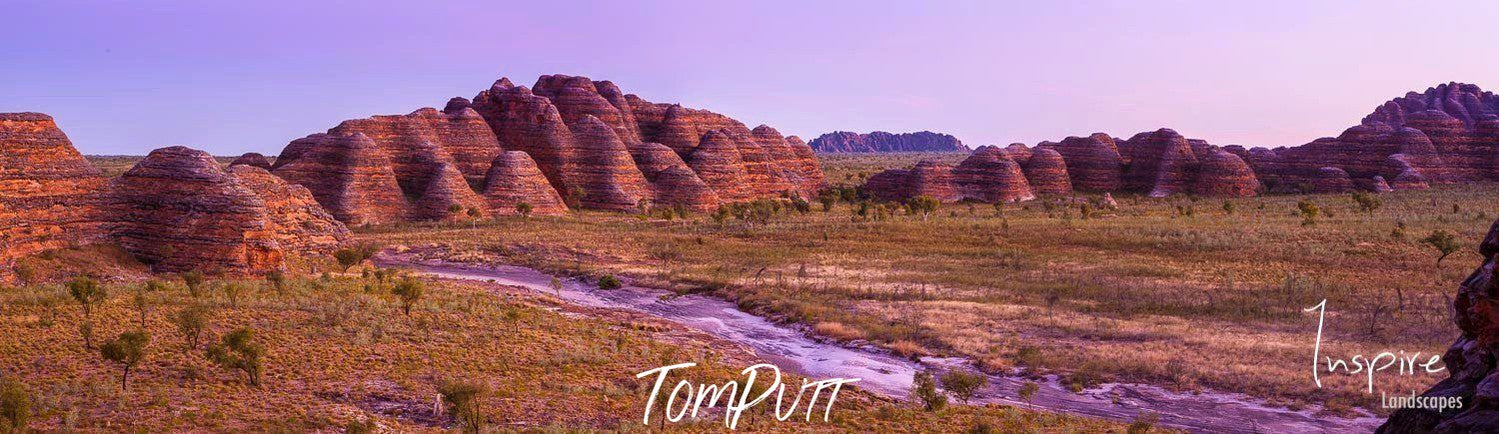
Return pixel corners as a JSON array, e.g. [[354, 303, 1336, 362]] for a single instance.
[[108, 146, 348, 273], [0, 113, 109, 280], [481, 151, 568, 216]]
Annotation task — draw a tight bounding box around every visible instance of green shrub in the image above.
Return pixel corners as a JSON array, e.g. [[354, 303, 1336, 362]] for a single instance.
[[598, 275, 622, 290], [207, 328, 264, 386], [910, 370, 947, 412], [67, 276, 106, 318], [100, 330, 150, 390], [939, 369, 988, 404], [0, 378, 30, 432]]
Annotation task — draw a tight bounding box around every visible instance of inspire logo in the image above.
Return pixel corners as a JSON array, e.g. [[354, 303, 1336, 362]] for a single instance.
[[1305, 299, 1456, 411], [635, 362, 860, 430]]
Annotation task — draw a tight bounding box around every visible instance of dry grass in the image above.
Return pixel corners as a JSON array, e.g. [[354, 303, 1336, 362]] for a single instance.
[[360, 155, 1499, 414], [0, 252, 1126, 432]]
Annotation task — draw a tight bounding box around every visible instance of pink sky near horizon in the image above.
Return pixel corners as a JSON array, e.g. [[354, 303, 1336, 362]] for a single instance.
[[2, 0, 1497, 155]]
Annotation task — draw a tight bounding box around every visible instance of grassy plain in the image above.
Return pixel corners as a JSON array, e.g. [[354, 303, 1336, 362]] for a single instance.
[[366, 153, 1495, 415], [0, 252, 1125, 432]]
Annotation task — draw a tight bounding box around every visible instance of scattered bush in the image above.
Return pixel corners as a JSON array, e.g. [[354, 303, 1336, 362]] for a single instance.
[[910, 371, 947, 412], [1422, 229, 1461, 267], [939, 369, 988, 404], [100, 330, 150, 391], [181, 270, 206, 298], [171, 304, 211, 352], [0, 379, 29, 433], [67, 276, 106, 318], [207, 328, 264, 386], [391, 278, 425, 316], [598, 275, 622, 290], [438, 379, 488, 433], [335, 245, 378, 272], [1017, 381, 1039, 406], [516, 202, 534, 218]]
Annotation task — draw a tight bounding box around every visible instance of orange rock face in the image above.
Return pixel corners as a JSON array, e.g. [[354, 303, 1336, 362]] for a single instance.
[[481, 151, 568, 216], [272, 133, 409, 226], [0, 113, 109, 280], [108, 146, 348, 274]]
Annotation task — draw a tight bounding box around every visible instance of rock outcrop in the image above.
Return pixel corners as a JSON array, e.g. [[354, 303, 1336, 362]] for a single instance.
[[1253, 82, 1499, 191], [1192, 149, 1259, 197], [1021, 147, 1072, 196], [876, 129, 1261, 200], [108, 146, 348, 274], [271, 74, 825, 222], [864, 146, 1034, 203], [272, 133, 409, 225], [481, 151, 568, 216], [229, 152, 273, 169], [953, 146, 1034, 202], [1379, 219, 1499, 432], [1119, 129, 1199, 197], [808, 131, 969, 153], [1044, 134, 1123, 192], [0, 113, 109, 280]]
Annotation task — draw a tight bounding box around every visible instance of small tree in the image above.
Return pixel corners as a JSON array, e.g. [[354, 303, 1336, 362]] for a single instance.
[[79, 321, 95, 350], [438, 379, 487, 433], [1350, 191, 1382, 216], [447, 204, 465, 218], [68, 276, 106, 318], [939, 369, 988, 404], [1017, 381, 1039, 407], [207, 327, 264, 386], [911, 370, 947, 412], [0, 379, 30, 433], [598, 275, 623, 290], [222, 282, 247, 308], [100, 330, 150, 391], [1221, 201, 1235, 215], [171, 305, 210, 352], [391, 278, 425, 317], [1296, 199, 1320, 226], [515, 202, 534, 218], [1423, 230, 1462, 268], [906, 196, 940, 221], [133, 285, 152, 328], [181, 270, 206, 298]]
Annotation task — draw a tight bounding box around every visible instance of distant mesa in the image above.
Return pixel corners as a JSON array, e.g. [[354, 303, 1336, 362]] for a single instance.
[[808, 131, 968, 153], [271, 74, 825, 221]]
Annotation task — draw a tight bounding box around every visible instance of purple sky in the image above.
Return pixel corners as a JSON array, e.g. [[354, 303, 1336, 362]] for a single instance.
[[4, 1, 1497, 155]]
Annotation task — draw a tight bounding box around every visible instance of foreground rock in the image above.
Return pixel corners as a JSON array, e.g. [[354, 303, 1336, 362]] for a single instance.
[[109, 146, 348, 273], [808, 131, 969, 153], [0, 113, 109, 281], [1380, 219, 1499, 432]]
